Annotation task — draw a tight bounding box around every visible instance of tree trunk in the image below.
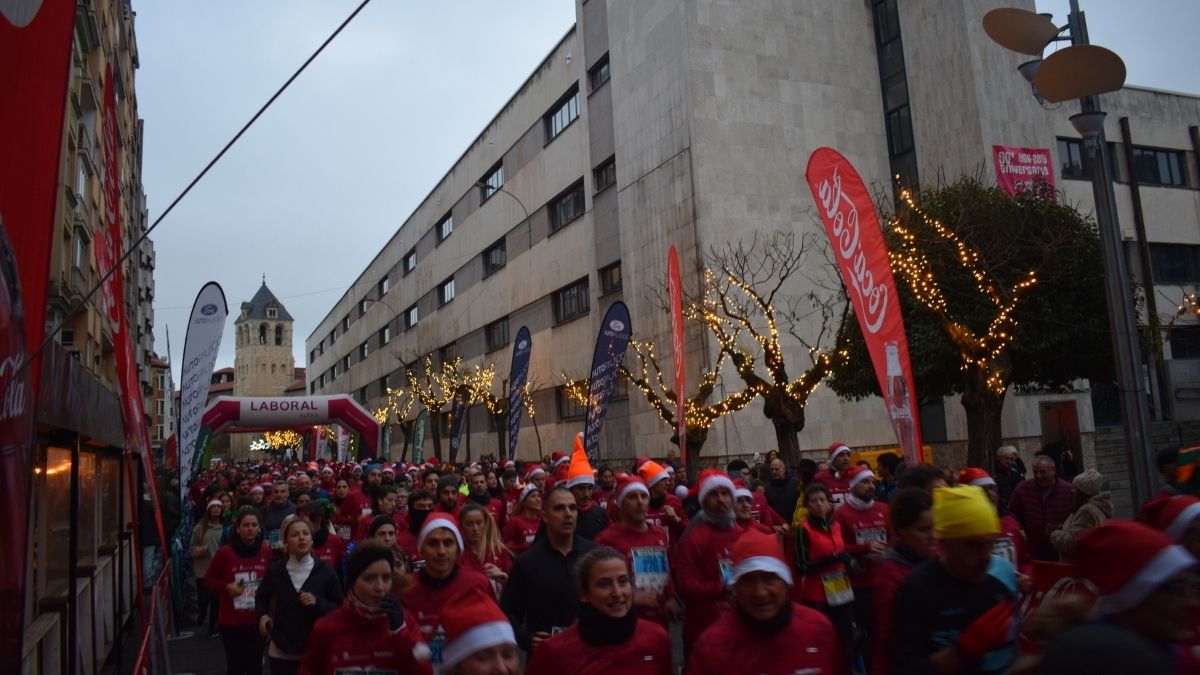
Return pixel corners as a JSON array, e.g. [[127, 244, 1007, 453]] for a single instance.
[[763, 389, 807, 469], [673, 426, 711, 484], [961, 370, 1006, 473], [430, 415, 443, 462]]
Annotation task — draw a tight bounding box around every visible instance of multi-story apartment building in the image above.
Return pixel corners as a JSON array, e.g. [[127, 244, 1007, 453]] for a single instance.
[[307, 0, 1199, 474]]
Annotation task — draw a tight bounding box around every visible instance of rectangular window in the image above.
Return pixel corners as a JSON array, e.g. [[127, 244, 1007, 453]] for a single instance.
[[885, 105, 914, 156], [379, 324, 391, 346], [358, 386, 368, 403], [331, 365, 337, 380], [1131, 146, 1187, 187], [600, 261, 622, 295], [550, 180, 586, 233], [405, 304, 419, 329], [329, 329, 336, 344], [436, 213, 454, 244], [310, 349, 317, 362], [72, 229, 87, 270], [1058, 137, 1088, 180], [589, 55, 610, 91], [1150, 244, 1200, 284], [319, 374, 325, 387], [483, 238, 506, 276], [873, 0, 900, 45], [486, 317, 509, 352], [378, 276, 390, 296], [379, 374, 390, 396], [481, 162, 504, 201], [342, 355, 351, 371], [403, 248, 417, 275], [62, 328, 76, 347], [341, 314, 350, 331], [358, 299, 368, 317], [359, 341, 369, 360], [557, 387, 588, 421], [318, 342, 324, 356], [553, 277, 590, 324], [439, 277, 456, 306], [1171, 326, 1200, 359], [593, 156, 616, 193], [544, 86, 580, 142], [310, 382, 316, 395], [439, 342, 458, 365]]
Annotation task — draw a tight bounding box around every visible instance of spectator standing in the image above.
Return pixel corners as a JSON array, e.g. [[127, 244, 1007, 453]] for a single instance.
[[1050, 469, 1112, 561], [993, 446, 1025, 510], [190, 499, 226, 636], [765, 458, 800, 525], [1006, 454, 1075, 561], [875, 453, 903, 504]]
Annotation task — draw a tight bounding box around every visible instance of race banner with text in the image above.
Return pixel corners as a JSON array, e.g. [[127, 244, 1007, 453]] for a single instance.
[[506, 326, 532, 460], [583, 302, 633, 461], [179, 283, 228, 508], [806, 147, 924, 463], [448, 384, 470, 464], [993, 145, 1055, 197], [667, 246, 687, 472], [412, 409, 428, 464]]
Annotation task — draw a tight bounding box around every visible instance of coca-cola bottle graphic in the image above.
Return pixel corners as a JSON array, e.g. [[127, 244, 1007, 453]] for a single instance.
[[885, 341, 918, 461]]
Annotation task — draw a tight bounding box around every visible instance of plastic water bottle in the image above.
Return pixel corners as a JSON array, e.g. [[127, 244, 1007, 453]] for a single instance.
[[885, 341, 917, 461]]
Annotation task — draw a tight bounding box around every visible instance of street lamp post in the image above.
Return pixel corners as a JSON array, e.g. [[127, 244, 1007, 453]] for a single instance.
[[984, 3, 1156, 507]]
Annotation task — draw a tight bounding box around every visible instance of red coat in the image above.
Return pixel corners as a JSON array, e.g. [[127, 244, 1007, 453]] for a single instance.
[[870, 550, 922, 675], [750, 491, 786, 527], [645, 494, 689, 545], [299, 603, 432, 675], [594, 521, 676, 624], [203, 542, 273, 627], [1006, 478, 1075, 561], [812, 470, 851, 508], [501, 513, 541, 554], [331, 493, 367, 541], [793, 519, 848, 606], [400, 567, 492, 667], [834, 499, 891, 587], [457, 547, 513, 599], [685, 602, 848, 675], [995, 514, 1033, 578], [525, 619, 672, 675], [673, 520, 743, 646]]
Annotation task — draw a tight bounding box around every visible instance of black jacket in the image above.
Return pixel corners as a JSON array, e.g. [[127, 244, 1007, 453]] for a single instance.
[[765, 476, 800, 522], [499, 533, 596, 650], [575, 503, 609, 542], [255, 555, 342, 656]]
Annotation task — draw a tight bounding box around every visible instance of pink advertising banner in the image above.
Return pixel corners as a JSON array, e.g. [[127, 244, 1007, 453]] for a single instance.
[[993, 145, 1055, 196]]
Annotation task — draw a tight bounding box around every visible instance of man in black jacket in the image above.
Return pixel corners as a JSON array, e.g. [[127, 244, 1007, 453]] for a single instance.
[[499, 486, 595, 653], [764, 458, 799, 522]]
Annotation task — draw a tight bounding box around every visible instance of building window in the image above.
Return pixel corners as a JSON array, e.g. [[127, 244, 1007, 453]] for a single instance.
[[436, 213, 454, 244], [1171, 325, 1200, 359], [600, 261, 622, 295], [405, 304, 419, 329], [319, 373, 325, 387], [359, 298, 369, 317], [481, 162, 504, 201], [439, 342, 457, 365], [550, 180, 586, 233], [359, 341, 369, 360], [310, 349, 317, 362], [553, 277, 590, 324], [438, 277, 456, 306], [483, 238, 506, 276], [486, 317, 509, 352], [275, 324, 283, 345], [358, 386, 368, 403], [593, 156, 616, 193], [1150, 244, 1200, 284], [378, 276, 390, 296], [61, 329, 76, 347], [342, 314, 350, 331], [544, 86, 580, 142], [259, 324, 268, 344], [342, 355, 350, 371], [379, 324, 391, 346], [379, 374, 390, 396], [589, 55, 610, 92], [1057, 137, 1088, 180], [310, 382, 316, 395], [72, 228, 88, 270], [331, 364, 338, 380], [329, 328, 336, 344], [404, 248, 417, 275], [267, 307, 277, 319], [557, 387, 587, 421], [1131, 146, 1187, 187], [318, 342, 323, 356]]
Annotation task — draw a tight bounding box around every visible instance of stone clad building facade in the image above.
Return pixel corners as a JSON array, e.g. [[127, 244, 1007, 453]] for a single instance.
[[231, 280, 298, 457]]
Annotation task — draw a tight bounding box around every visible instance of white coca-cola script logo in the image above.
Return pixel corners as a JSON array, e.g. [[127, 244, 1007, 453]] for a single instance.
[[818, 166, 889, 334]]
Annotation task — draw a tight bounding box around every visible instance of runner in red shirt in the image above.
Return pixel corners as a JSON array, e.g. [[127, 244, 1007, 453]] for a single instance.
[[594, 476, 680, 625], [463, 470, 506, 530], [457, 502, 513, 599], [812, 442, 853, 509], [734, 482, 774, 534], [870, 487, 935, 675], [640, 461, 688, 544], [960, 467, 1033, 588], [674, 470, 742, 652], [204, 506, 274, 675], [833, 465, 890, 672], [501, 484, 543, 555]]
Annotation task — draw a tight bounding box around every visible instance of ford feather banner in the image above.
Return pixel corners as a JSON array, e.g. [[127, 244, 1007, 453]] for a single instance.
[[449, 384, 469, 463], [667, 247, 687, 471], [506, 326, 531, 460], [412, 409, 428, 463], [805, 148, 924, 463], [583, 302, 632, 461], [179, 283, 228, 504]]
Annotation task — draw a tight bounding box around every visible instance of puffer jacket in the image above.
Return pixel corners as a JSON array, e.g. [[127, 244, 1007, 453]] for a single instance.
[[1050, 491, 1113, 561]]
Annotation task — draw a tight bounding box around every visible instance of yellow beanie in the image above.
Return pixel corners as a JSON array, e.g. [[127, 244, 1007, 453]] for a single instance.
[[933, 485, 1000, 540]]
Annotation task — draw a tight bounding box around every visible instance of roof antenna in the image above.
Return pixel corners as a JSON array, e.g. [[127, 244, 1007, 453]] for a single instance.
[[262, 273, 266, 285]]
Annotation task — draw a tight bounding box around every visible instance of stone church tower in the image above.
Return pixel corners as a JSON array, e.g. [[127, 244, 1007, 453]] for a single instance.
[[230, 277, 295, 458]]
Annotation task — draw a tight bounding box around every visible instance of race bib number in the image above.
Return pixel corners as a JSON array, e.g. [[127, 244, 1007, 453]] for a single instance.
[[992, 536, 1017, 565], [630, 547, 669, 593], [830, 492, 847, 508], [408, 558, 426, 574], [428, 625, 445, 666], [855, 528, 887, 546], [334, 669, 396, 675], [336, 525, 352, 541], [821, 569, 854, 606], [268, 529, 282, 550], [718, 558, 734, 588], [233, 572, 259, 611]]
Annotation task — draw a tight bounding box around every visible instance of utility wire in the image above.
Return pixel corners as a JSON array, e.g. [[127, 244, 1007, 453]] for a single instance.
[[19, 0, 374, 375]]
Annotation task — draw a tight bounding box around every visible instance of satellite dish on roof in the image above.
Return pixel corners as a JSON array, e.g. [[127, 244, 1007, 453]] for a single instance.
[[1035, 45, 1126, 104], [982, 8, 1060, 56]]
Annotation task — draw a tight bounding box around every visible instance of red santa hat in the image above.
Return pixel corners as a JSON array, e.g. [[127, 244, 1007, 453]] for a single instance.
[[828, 442, 852, 462], [320, 466, 334, 475], [845, 465, 876, 489], [382, 465, 395, 474], [1075, 520, 1196, 616], [250, 484, 265, 494], [503, 460, 516, 469], [524, 463, 546, 481], [957, 467, 996, 488], [638, 461, 671, 488], [694, 469, 736, 504], [551, 450, 569, 467], [440, 585, 517, 670], [636, 456, 654, 470], [1142, 495, 1200, 541], [614, 475, 649, 505], [731, 527, 794, 586], [206, 498, 224, 510], [417, 513, 464, 554], [732, 480, 753, 501], [565, 442, 595, 488], [519, 483, 540, 505]]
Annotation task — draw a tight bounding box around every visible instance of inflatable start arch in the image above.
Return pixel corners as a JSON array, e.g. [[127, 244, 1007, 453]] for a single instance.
[[201, 395, 382, 457]]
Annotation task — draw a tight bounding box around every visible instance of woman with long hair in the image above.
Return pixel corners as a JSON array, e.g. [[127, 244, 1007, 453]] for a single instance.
[[355, 484, 400, 540], [790, 483, 855, 665], [501, 485, 542, 555], [457, 503, 513, 597], [204, 506, 273, 675], [255, 517, 341, 675], [190, 498, 225, 636], [524, 546, 671, 674], [330, 478, 364, 542], [299, 501, 343, 579], [300, 545, 432, 675]]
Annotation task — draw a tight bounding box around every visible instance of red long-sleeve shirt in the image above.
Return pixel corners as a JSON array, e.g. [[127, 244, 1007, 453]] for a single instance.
[[299, 603, 432, 675], [594, 521, 675, 625], [812, 470, 851, 508], [673, 520, 742, 646], [501, 513, 541, 555], [525, 619, 672, 675], [685, 602, 848, 675], [645, 494, 689, 545], [995, 514, 1034, 578], [833, 499, 891, 587], [203, 542, 273, 627], [399, 567, 492, 668]]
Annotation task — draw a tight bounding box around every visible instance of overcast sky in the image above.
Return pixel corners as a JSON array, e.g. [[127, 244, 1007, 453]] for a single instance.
[[138, 0, 1200, 384]]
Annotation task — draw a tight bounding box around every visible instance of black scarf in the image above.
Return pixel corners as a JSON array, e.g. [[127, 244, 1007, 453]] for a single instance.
[[576, 603, 638, 646], [468, 492, 492, 506], [419, 563, 459, 590], [408, 508, 431, 536], [231, 534, 261, 558], [649, 494, 665, 509], [313, 527, 330, 548], [735, 599, 792, 636]]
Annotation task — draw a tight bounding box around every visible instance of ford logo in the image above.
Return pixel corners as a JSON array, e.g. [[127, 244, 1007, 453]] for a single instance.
[[609, 320, 625, 332], [200, 304, 218, 316], [518, 340, 528, 349]]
